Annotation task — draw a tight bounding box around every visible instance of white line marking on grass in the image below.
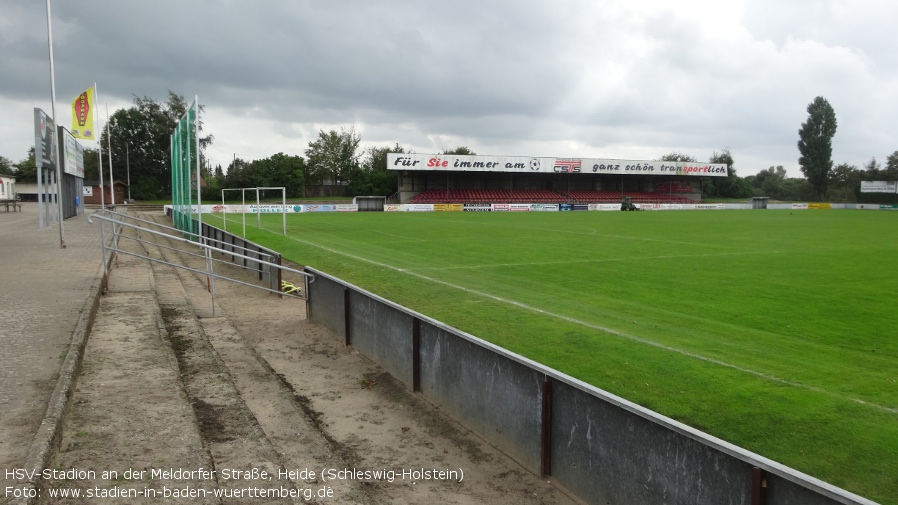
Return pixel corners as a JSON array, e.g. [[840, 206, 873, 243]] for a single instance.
[[372, 230, 428, 242], [506, 223, 741, 250], [272, 230, 896, 414], [415, 251, 779, 271]]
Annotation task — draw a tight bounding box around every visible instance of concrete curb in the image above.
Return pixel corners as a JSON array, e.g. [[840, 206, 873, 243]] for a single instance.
[[10, 261, 108, 505]]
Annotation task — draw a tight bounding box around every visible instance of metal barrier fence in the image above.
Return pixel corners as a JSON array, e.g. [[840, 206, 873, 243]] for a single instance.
[[305, 267, 876, 505], [166, 208, 288, 292], [90, 210, 313, 315]]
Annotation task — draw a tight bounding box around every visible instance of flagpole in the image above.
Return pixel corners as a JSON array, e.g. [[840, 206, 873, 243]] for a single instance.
[[106, 104, 114, 207], [96, 84, 105, 209], [45, 0, 65, 248]]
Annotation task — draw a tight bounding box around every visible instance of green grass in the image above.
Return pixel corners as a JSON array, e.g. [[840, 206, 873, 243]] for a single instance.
[[204, 210, 898, 503]]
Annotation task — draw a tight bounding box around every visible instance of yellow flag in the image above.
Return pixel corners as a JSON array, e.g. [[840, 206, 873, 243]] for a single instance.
[[71, 87, 94, 140]]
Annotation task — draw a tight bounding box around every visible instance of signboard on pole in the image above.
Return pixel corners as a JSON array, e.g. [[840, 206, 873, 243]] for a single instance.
[[33, 108, 56, 170], [860, 181, 898, 193], [60, 127, 85, 178]]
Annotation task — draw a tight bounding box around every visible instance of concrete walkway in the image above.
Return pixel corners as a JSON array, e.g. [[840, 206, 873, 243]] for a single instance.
[[0, 204, 106, 504]]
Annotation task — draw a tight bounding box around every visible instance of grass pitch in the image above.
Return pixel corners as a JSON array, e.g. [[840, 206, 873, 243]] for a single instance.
[[204, 209, 898, 503]]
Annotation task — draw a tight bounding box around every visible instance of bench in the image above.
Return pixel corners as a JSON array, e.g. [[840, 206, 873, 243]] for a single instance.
[[2, 200, 22, 212]]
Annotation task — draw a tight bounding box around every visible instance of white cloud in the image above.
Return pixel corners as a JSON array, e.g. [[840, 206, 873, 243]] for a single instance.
[[1, 0, 896, 179]]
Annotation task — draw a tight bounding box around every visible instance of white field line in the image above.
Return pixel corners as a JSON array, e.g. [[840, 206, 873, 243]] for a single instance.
[[268, 229, 896, 414], [414, 251, 778, 271]]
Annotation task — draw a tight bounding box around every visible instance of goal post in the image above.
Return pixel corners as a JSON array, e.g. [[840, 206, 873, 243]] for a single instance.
[[219, 186, 286, 236]]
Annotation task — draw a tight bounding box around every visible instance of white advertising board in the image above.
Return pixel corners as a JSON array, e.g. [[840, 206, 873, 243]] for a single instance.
[[860, 181, 897, 193], [387, 154, 727, 177]]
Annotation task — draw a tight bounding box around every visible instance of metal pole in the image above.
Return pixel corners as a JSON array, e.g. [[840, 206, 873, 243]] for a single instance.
[[106, 104, 114, 207], [256, 188, 260, 228], [98, 213, 108, 289], [242, 188, 246, 237], [126, 144, 131, 202], [37, 158, 44, 229], [45, 0, 65, 248], [96, 85, 105, 210], [221, 189, 226, 233], [195, 96, 203, 244], [282, 187, 286, 235]]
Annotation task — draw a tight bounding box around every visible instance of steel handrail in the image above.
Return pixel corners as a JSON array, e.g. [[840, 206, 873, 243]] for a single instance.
[[89, 211, 313, 316], [89, 211, 311, 281], [99, 209, 279, 261]]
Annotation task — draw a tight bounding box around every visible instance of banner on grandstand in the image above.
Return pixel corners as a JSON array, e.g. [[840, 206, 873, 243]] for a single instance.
[[387, 154, 727, 177], [861, 181, 898, 193]]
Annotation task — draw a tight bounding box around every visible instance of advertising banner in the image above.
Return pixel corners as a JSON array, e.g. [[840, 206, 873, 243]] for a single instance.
[[71, 87, 95, 140], [387, 153, 727, 177], [404, 204, 434, 212], [529, 204, 559, 212], [433, 204, 463, 212], [860, 181, 897, 193], [385, 204, 404, 212], [588, 204, 621, 211], [33, 108, 56, 171], [61, 127, 85, 178], [463, 204, 491, 212]]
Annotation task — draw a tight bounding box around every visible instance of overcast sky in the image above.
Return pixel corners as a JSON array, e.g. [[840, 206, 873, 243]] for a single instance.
[[2, 0, 896, 177]]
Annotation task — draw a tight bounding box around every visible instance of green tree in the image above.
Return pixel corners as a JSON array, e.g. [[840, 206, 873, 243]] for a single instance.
[[250, 153, 305, 197], [829, 162, 861, 202], [753, 166, 787, 197], [441, 146, 477, 155], [224, 158, 255, 190], [11, 149, 36, 183], [884, 151, 898, 180], [797, 96, 837, 200], [80, 147, 100, 182], [704, 148, 750, 198], [659, 152, 696, 162], [0, 155, 12, 176], [305, 127, 361, 186], [104, 91, 214, 199], [349, 144, 404, 196]]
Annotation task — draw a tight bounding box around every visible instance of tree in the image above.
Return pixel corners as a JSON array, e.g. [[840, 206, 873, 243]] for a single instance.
[[797, 96, 837, 200], [0, 155, 12, 176], [11, 149, 36, 183], [441, 146, 476, 155], [829, 162, 861, 202], [659, 152, 696, 163], [884, 151, 898, 181], [704, 148, 750, 198], [349, 144, 404, 196], [105, 91, 214, 199], [224, 158, 255, 190], [305, 127, 361, 187], [753, 166, 787, 197]]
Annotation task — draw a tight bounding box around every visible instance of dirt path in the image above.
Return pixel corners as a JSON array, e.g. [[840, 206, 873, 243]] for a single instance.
[[38, 212, 582, 504]]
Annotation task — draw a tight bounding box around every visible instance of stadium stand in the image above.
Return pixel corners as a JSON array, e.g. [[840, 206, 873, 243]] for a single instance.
[[409, 188, 572, 204], [409, 188, 698, 204], [567, 190, 697, 204]]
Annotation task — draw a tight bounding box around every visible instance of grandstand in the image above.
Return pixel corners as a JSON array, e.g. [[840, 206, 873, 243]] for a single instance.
[[409, 189, 698, 204], [389, 154, 725, 205]]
